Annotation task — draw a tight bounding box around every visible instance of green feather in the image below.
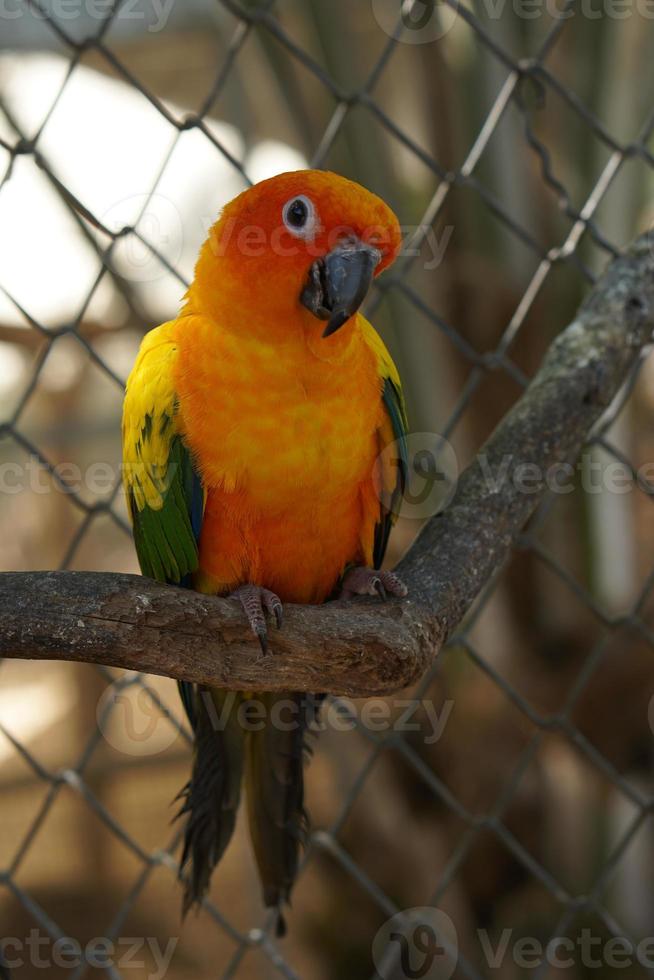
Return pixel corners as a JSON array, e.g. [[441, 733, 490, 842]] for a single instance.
[[374, 375, 409, 569], [130, 430, 200, 585]]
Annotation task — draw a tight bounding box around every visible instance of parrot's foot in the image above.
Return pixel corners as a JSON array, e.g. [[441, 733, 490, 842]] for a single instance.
[[230, 584, 283, 655], [339, 566, 408, 602]]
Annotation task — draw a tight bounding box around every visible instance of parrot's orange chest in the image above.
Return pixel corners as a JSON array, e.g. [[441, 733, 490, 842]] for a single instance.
[[172, 314, 383, 602]]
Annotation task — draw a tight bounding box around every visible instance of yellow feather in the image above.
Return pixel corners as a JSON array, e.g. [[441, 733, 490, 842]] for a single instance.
[[122, 321, 179, 514]]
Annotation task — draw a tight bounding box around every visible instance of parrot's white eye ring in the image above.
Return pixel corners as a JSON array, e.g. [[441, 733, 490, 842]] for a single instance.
[[282, 195, 318, 238]]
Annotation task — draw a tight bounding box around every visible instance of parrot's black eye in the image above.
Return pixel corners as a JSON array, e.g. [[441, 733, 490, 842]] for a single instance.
[[282, 195, 317, 238], [286, 199, 307, 227]]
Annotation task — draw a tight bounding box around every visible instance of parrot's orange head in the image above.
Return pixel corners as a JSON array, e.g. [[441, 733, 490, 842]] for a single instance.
[[191, 170, 402, 339]]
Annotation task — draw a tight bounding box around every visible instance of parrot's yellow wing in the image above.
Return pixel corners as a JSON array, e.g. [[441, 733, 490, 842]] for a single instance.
[[360, 316, 409, 568], [122, 322, 204, 585]]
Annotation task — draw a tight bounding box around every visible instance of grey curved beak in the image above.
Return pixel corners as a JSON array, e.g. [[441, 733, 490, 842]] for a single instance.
[[300, 239, 382, 338]]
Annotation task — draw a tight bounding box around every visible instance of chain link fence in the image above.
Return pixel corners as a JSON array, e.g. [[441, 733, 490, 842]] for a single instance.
[[2, 0, 654, 977]]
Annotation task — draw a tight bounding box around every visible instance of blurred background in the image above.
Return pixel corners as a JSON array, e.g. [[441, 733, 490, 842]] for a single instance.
[[2, 0, 654, 977]]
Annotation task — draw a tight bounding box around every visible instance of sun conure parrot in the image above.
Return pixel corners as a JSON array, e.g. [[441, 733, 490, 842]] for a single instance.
[[121, 169, 408, 934]]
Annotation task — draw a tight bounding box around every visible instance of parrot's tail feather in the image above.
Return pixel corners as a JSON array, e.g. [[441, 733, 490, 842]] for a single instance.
[[245, 692, 323, 931], [176, 687, 244, 914], [177, 679, 197, 729]]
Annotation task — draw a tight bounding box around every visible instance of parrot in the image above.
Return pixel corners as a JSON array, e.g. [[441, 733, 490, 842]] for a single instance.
[[121, 169, 408, 935]]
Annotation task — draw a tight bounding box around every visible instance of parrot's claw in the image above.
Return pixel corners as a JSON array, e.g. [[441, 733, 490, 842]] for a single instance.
[[339, 567, 408, 601], [230, 584, 284, 654]]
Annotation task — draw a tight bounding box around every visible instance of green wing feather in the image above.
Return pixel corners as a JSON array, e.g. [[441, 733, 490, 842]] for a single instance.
[[359, 316, 409, 569], [374, 374, 409, 568], [122, 325, 203, 587], [128, 425, 201, 584]]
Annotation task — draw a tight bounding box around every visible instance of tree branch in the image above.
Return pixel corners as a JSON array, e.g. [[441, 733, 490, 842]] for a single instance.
[[2, 234, 654, 696]]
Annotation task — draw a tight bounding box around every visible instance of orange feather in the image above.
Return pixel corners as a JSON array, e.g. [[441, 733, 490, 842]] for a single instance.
[[169, 170, 402, 603]]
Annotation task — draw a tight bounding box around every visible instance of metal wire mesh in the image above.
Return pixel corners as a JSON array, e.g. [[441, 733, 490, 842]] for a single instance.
[[2, 0, 654, 977]]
